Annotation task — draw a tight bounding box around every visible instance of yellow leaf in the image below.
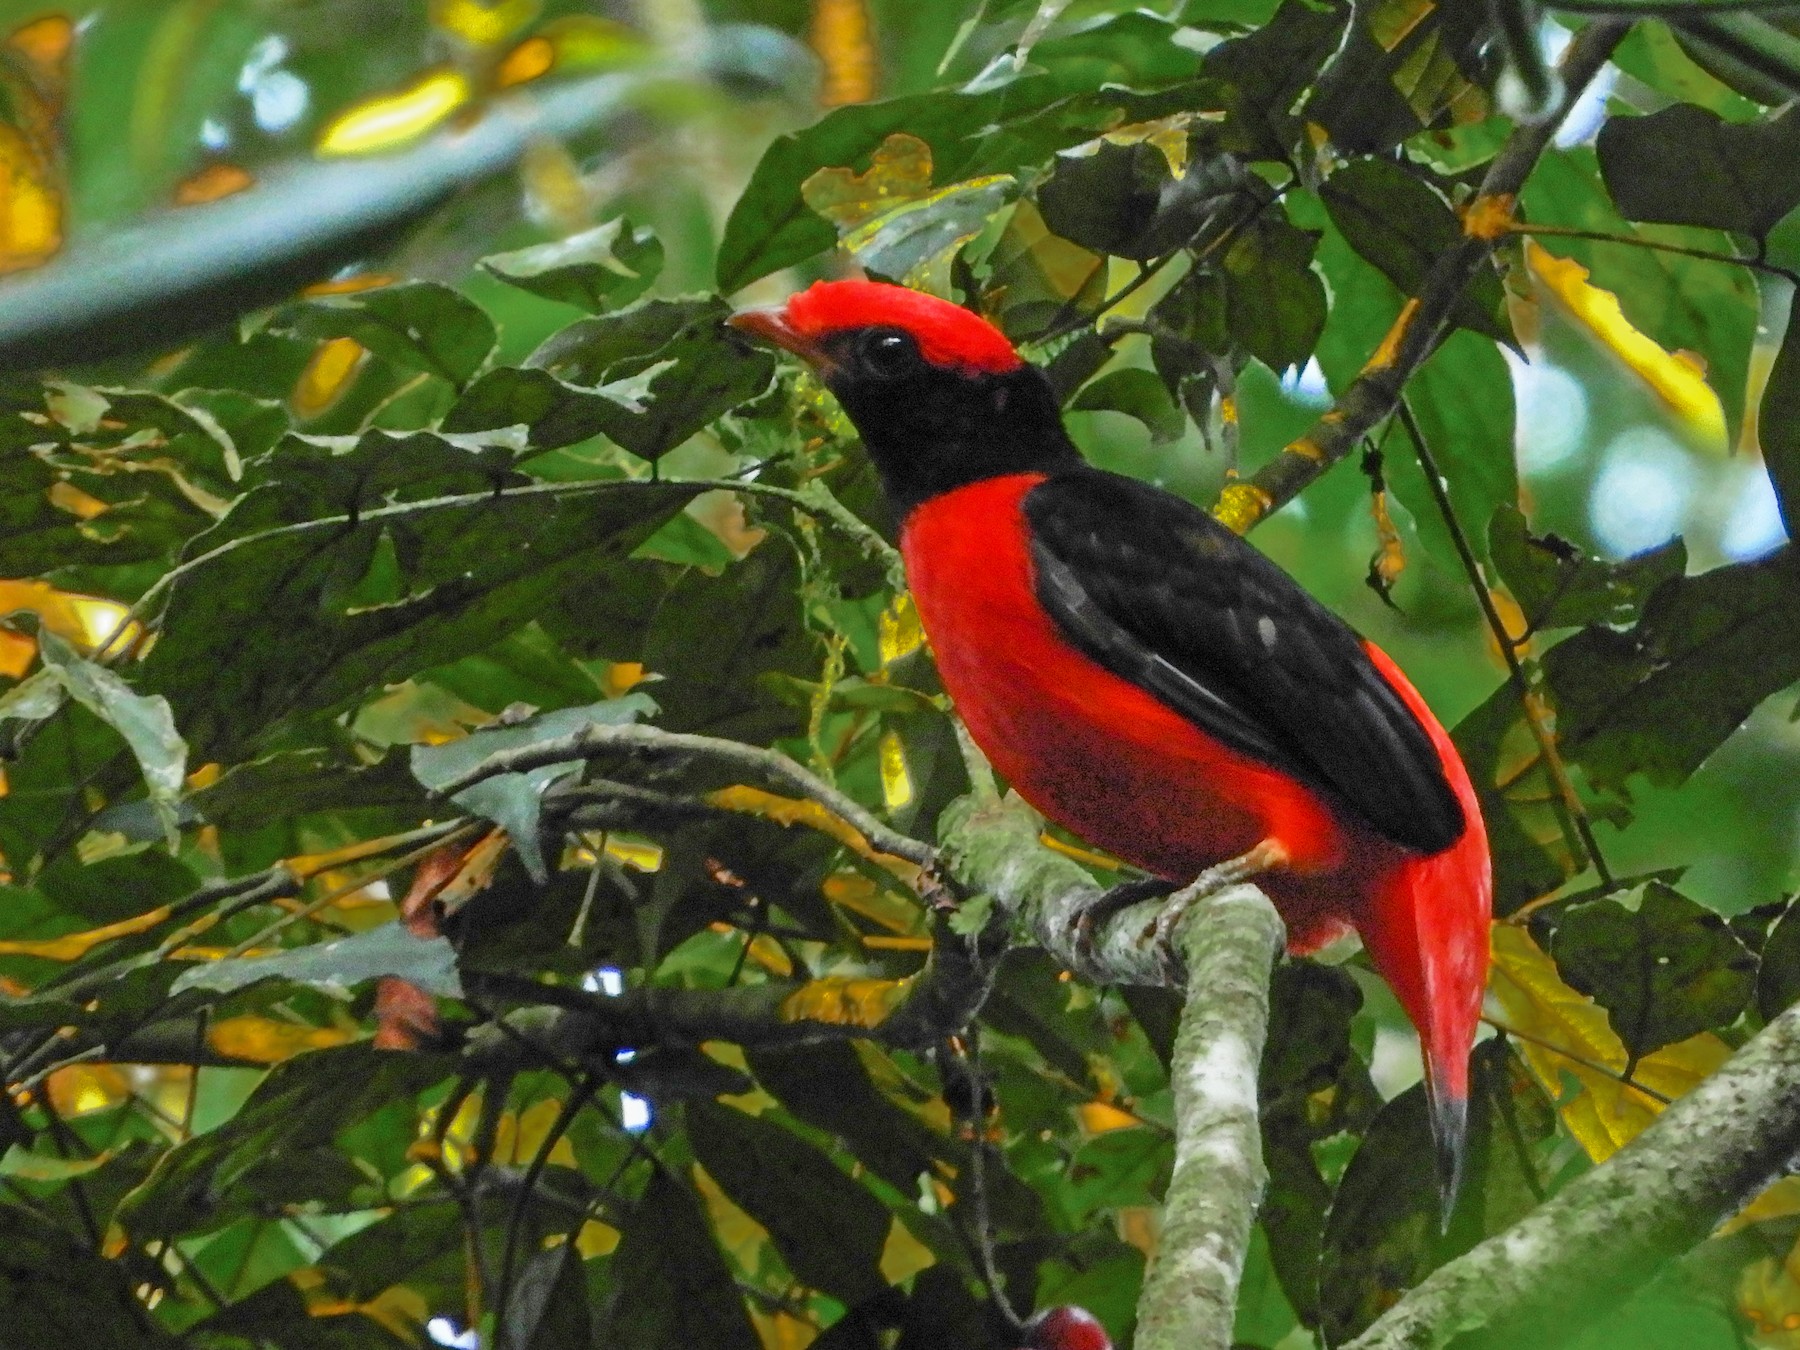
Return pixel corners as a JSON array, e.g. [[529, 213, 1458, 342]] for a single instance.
[[46, 1063, 131, 1117], [1037, 832, 1123, 872], [317, 69, 472, 157], [705, 784, 913, 874], [1076, 1100, 1142, 1135], [1526, 240, 1728, 452], [496, 34, 555, 87], [822, 871, 921, 935], [878, 593, 923, 666], [803, 132, 935, 234], [692, 1162, 771, 1267], [1490, 925, 1729, 1162], [880, 1216, 935, 1284], [292, 337, 367, 418], [1368, 0, 1436, 50], [1723, 1175, 1800, 1235], [0, 905, 170, 960], [431, 0, 540, 46], [494, 1096, 579, 1167], [780, 975, 914, 1028], [878, 729, 913, 811], [577, 1218, 619, 1257], [207, 1015, 355, 1064], [173, 161, 254, 206], [809, 0, 876, 107], [0, 579, 136, 660]]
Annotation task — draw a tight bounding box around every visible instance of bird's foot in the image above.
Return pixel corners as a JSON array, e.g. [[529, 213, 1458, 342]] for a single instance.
[[1144, 839, 1288, 983], [1067, 876, 1179, 970]]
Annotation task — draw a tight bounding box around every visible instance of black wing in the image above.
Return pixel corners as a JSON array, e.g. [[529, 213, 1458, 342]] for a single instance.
[[1023, 468, 1463, 854]]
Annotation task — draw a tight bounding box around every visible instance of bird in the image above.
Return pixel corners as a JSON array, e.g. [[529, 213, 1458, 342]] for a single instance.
[[728, 278, 1491, 1208]]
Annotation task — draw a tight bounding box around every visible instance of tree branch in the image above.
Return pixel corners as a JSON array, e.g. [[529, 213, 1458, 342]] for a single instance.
[[1348, 1000, 1800, 1349], [435, 720, 935, 867], [1213, 18, 1630, 534], [1135, 887, 1286, 1350]]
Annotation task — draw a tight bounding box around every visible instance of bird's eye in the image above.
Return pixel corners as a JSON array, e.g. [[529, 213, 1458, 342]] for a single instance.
[[859, 328, 921, 379]]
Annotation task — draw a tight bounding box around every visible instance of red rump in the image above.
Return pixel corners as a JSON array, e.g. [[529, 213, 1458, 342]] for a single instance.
[[783, 279, 1023, 374]]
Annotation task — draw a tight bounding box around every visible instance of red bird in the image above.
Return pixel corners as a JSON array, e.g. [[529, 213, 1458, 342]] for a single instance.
[[730, 280, 1491, 1203]]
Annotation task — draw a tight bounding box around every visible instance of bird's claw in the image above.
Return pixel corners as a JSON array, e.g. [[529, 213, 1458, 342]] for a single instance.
[[1064, 876, 1178, 972]]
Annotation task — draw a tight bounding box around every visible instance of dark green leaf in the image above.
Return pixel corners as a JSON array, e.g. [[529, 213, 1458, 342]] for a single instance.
[[1320, 159, 1509, 341], [1543, 548, 1800, 795], [138, 481, 697, 755], [286, 281, 497, 389], [1038, 142, 1265, 261], [481, 217, 664, 313], [1550, 882, 1755, 1059], [504, 1245, 592, 1350], [1759, 295, 1800, 535], [1071, 367, 1187, 443], [0, 1205, 175, 1347], [1599, 103, 1800, 239], [598, 1167, 761, 1350], [1756, 894, 1800, 1020], [1221, 216, 1326, 371], [526, 298, 775, 461], [1488, 504, 1687, 634], [687, 1101, 892, 1305]]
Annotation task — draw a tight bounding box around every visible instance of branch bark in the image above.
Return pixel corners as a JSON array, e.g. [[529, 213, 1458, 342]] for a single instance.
[[1211, 18, 1630, 534], [1135, 887, 1286, 1350], [1348, 1001, 1800, 1350]]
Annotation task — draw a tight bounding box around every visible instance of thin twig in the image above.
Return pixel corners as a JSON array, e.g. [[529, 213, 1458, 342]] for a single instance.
[[1395, 396, 1614, 889]]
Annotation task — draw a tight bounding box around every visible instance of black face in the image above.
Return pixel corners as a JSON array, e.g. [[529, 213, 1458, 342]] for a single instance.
[[815, 325, 1084, 521]]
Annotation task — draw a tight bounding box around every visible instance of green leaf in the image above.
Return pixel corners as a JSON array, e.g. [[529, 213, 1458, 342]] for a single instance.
[[286, 281, 497, 390], [1318, 1042, 1554, 1345], [1599, 103, 1800, 239], [716, 14, 1211, 290], [1389, 330, 1518, 566], [1038, 142, 1265, 261], [1221, 216, 1326, 371], [1549, 882, 1755, 1059], [525, 297, 776, 461], [1319, 160, 1509, 341], [409, 694, 657, 881], [687, 1101, 893, 1305], [0, 1205, 176, 1347], [481, 217, 665, 313], [9, 631, 190, 846], [1543, 548, 1800, 796], [169, 920, 462, 999], [1758, 295, 1800, 535], [1488, 504, 1687, 633], [598, 1167, 761, 1350], [1259, 965, 1380, 1325], [137, 481, 697, 756], [1757, 894, 1800, 1020], [1071, 367, 1187, 443], [444, 365, 641, 451]]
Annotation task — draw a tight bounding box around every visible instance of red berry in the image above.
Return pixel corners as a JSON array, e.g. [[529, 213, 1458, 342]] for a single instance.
[[1020, 1305, 1112, 1350]]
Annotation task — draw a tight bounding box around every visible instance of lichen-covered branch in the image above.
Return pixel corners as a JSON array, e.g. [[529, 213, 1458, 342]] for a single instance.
[[1348, 1000, 1800, 1350], [1135, 887, 1286, 1350], [1213, 18, 1629, 534]]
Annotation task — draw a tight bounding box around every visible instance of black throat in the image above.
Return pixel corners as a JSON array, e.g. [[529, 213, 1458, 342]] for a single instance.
[[821, 353, 1084, 523]]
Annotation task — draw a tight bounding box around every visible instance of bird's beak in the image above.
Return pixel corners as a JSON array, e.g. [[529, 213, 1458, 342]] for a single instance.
[[726, 306, 831, 370]]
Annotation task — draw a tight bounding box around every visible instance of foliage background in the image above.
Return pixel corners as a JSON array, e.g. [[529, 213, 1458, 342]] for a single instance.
[[0, 1, 1798, 1347]]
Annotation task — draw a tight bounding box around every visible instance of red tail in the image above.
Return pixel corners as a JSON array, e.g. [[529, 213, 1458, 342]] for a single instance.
[[1355, 645, 1492, 1217]]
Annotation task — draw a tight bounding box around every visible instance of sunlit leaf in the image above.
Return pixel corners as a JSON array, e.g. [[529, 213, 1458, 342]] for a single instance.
[[316, 68, 474, 157], [706, 783, 911, 871], [481, 217, 664, 313], [780, 974, 914, 1028], [1490, 924, 1730, 1162], [207, 1015, 357, 1064], [810, 0, 878, 107], [432, 0, 540, 47], [0, 903, 170, 960]]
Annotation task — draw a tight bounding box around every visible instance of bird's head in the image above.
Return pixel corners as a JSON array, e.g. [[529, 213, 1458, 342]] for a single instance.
[[729, 279, 1081, 519]]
